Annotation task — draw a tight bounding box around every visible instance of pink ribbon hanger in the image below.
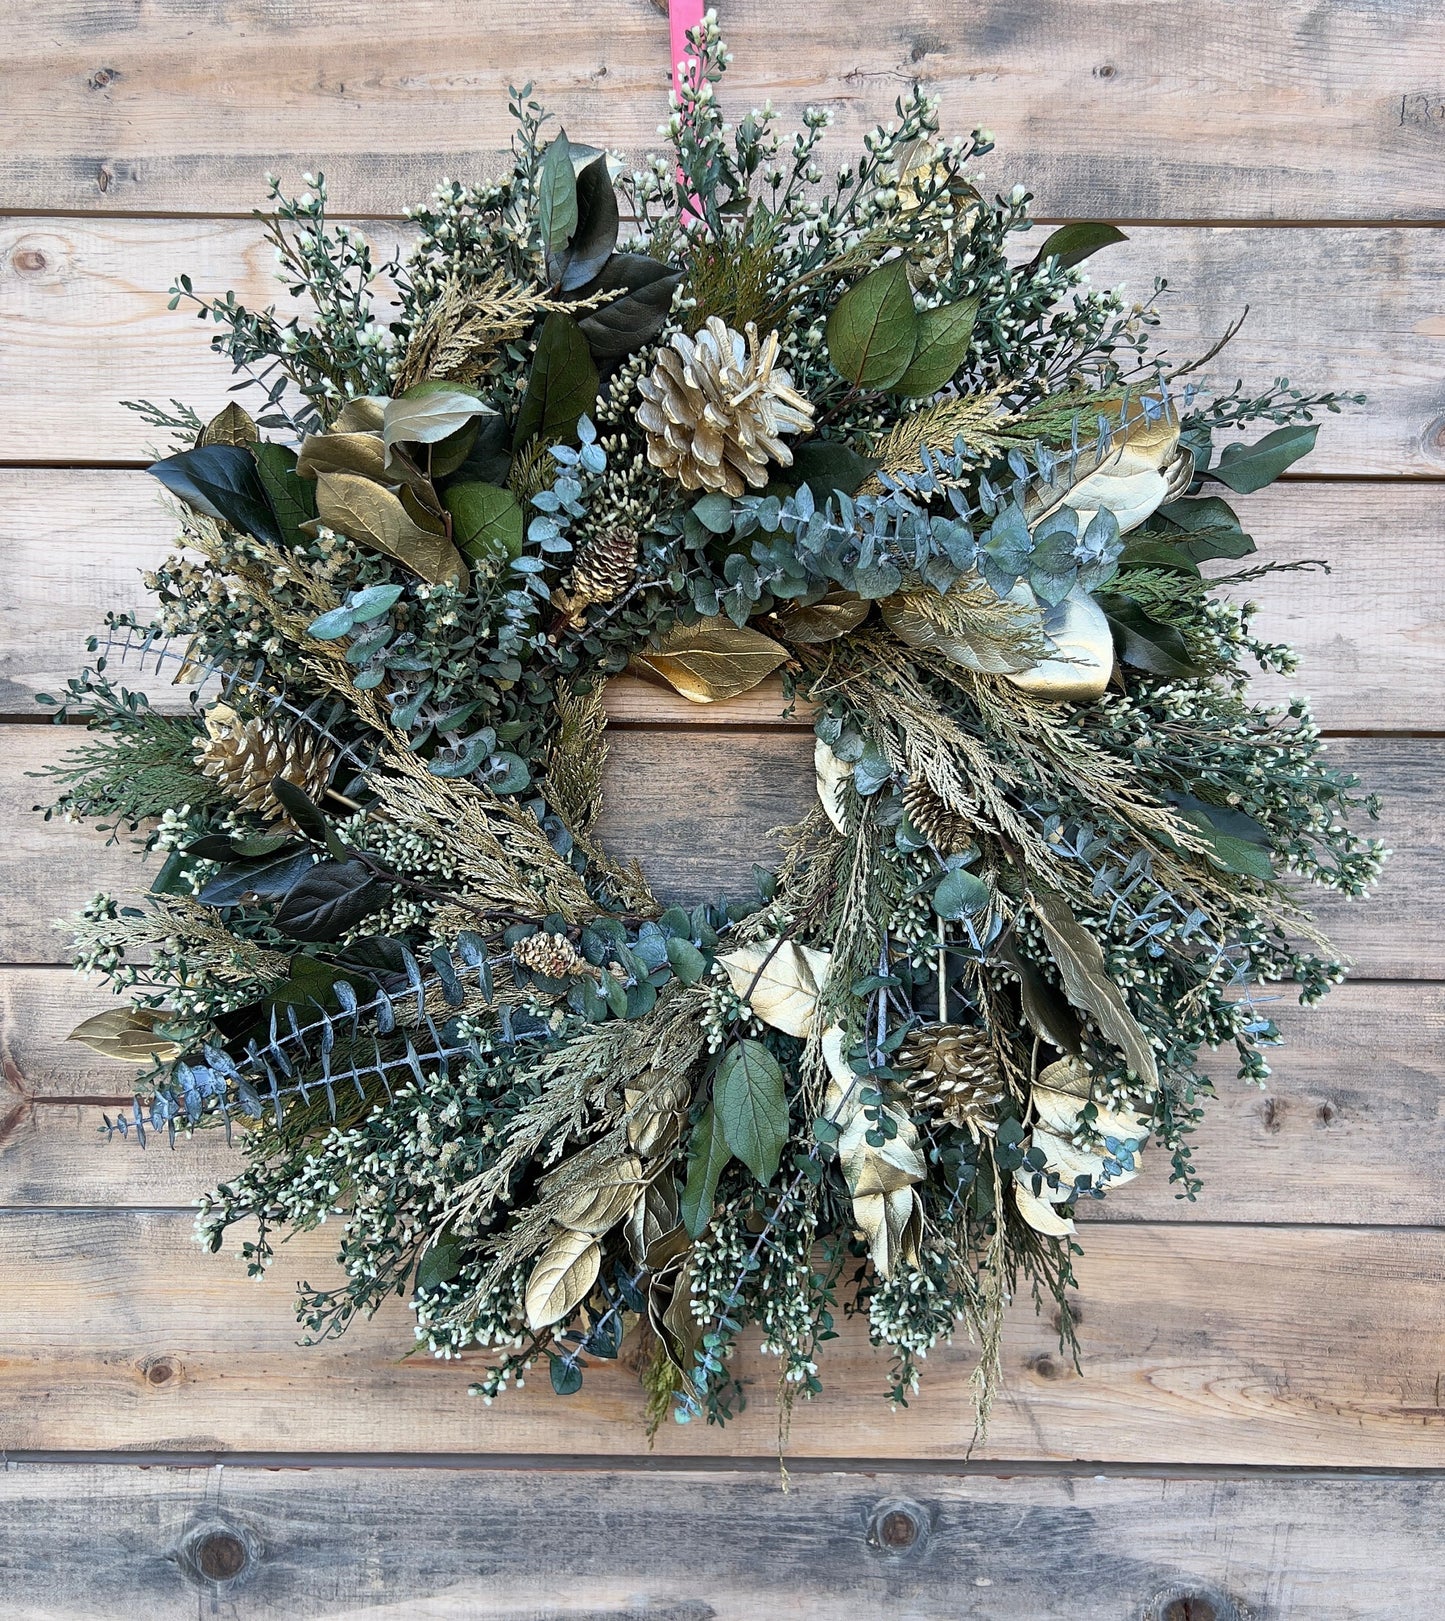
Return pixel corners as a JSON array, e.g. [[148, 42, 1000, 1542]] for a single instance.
[[669, 0, 707, 227]]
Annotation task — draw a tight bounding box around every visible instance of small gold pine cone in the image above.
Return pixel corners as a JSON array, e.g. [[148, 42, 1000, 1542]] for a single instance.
[[636, 317, 814, 498], [903, 780, 974, 854], [571, 527, 639, 608], [197, 705, 336, 825], [897, 1023, 1005, 1129], [512, 931, 587, 980]]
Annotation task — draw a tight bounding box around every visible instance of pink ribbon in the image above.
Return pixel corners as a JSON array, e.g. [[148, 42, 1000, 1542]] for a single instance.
[[669, 0, 707, 226]]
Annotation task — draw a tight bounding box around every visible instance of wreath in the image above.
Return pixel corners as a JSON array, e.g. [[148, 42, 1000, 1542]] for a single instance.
[[44, 16, 1384, 1436]]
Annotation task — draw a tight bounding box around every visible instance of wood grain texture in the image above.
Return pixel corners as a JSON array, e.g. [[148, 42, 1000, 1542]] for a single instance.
[[5, 217, 1445, 470], [0, 1463, 1440, 1621], [4, 978, 1442, 1224], [1, 1211, 1443, 1464], [4, 471, 1442, 729], [3, 725, 1431, 970], [5, 0, 1445, 219]]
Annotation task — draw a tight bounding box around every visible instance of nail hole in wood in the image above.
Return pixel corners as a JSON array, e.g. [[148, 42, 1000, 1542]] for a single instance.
[[866, 1497, 929, 1557]]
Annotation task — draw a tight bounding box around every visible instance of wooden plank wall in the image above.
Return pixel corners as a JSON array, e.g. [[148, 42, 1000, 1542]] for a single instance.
[[1, 3, 1442, 1615]]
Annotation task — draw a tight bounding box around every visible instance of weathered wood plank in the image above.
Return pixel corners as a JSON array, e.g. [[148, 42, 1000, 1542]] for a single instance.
[[5, 0, 1445, 219], [4, 218, 1445, 471], [2, 726, 1432, 971], [0, 1462, 1438, 1620], [0, 1212, 1441, 1464], [4, 978, 1441, 1225], [3, 471, 1441, 730]]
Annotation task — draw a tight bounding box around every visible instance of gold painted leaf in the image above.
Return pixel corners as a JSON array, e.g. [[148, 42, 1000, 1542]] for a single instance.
[[717, 939, 831, 1038], [771, 591, 871, 645], [297, 431, 388, 484], [839, 1104, 926, 1197], [1014, 1177, 1076, 1237], [314, 471, 468, 588], [66, 1007, 183, 1063], [814, 740, 853, 835], [333, 396, 388, 434], [524, 1226, 602, 1331], [198, 402, 259, 447], [854, 1186, 923, 1278], [1032, 1056, 1151, 1145], [1027, 397, 1183, 536], [1028, 886, 1159, 1090], [629, 616, 788, 703], [626, 1176, 686, 1270]]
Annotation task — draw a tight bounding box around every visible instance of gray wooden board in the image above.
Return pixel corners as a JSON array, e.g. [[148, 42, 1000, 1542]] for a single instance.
[[6, 0, 1445, 219], [4, 217, 1445, 471], [3, 472, 1441, 732], [1, 1462, 1443, 1620]]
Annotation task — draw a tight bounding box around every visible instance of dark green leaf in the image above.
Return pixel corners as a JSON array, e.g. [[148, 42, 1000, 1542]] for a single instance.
[[573, 255, 685, 362], [148, 445, 283, 546], [416, 1232, 465, 1291], [272, 860, 391, 942], [537, 133, 579, 281], [270, 778, 348, 860], [445, 481, 524, 563], [1207, 425, 1318, 494], [714, 1039, 788, 1184], [264, 953, 371, 1016], [1154, 496, 1256, 563], [513, 312, 599, 451], [441, 412, 513, 487], [1099, 594, 1206, 679], [1026, 222, 1128, 273], [789, 440, 877, 502], [890, 297, 979, 397], [251, 443, 317, 548], [196, 848, 315, 906], [1001, 944, 1084, 1056], [825, 259, 919, 389], [680, 1103, 733, 1237], [557, 155, 620, 292], [1164, 792, 1275, 880]]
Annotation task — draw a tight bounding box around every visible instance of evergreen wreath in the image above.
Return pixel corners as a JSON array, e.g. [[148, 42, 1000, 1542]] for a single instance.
[[42, 15, 1385, 1436]]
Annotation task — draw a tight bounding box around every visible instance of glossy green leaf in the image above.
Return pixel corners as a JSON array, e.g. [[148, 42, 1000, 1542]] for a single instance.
[[1026, 221, 1128, 273], [251, 443, 317, 548], [513, 312, 599, 451], [557, 154, 620, 292], [825, 260, 919, 390], [680, 1103, 733, 1237], [573, 254, 685, 361], [537, 132, 579, 278], [444, 481, 524, 562], [1099, 594, 1206, 679], [148, 445, 283, 546]]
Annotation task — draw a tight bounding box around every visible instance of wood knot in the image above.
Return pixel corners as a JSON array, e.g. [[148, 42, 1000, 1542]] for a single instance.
[[175, 1516, 260, 1589], [1094, 63, 1117, 78], [87, 66, 120, 91], [1028, 1352, 1064, 1380], [866, 1497, 930, 1557], [1145, 1581, 1240, 1621], [11, 248, 48, 274], [1422, 413, 1445, 466], [141, 1355, 179, 1386]]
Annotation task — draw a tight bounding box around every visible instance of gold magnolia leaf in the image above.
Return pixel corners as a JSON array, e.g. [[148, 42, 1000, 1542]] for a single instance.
[[66, 1007, 183, 1063], [314, 470, 469, 588], [1032, 1055, 1152, 1144], [624, 1083, 685, 1157], [332, 396, 388, 434], [198, 401, 259, 448], [839, 1105, 926, 1197], [1027, 397, 1184, 536], [297, 431, 389, 484], [1003, 589, 1114, 703], [770, 591, 871, 645], [814, 739, 853, 835], [629, 616, 789, 704], [552, 1173, 644, 1237], [626, 1176, 686, 1270], [524, 1226, 602, 1331], [1028, 886, 1159, 1090], [1013, 1177, 1076, 1237], [853, 1186, 923, 1278], [880, 575, 1045, 674], [717, 939, 831, 1038]]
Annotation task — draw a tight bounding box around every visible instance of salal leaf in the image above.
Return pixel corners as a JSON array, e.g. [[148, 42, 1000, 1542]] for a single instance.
[[825, 259, 919, 389], [1153, 496, 1256, 563], [67, 1007, 183, 1063], [444, 481, 524, 563], [271, 859, 391, 942], [416, 1231, 464, 1291], [714, 1039, 788, 1185], [1028, 886, 1158, 1088], [1026, 221, 1127, 273], [313, 471, 468, 587], [524, 1226, 601, 1331], [382, 387, 490, 463], [198, 401, 259, 447], [1164, 791, 1275, 881], [1207, 424, 1318, 493], [574, 254, 685, 361], [680, 1103, 733, 1237], [251, 443, 317, 549], [537, 132, 580, 281], [557, 154, 620, 292], [788, 440, 878, 502], [629, 615, 788, 703], [513, 311, 599, 451], [890, 296, 980, 396], [270, 779, 348, 860], [148, 444, 283, 546]]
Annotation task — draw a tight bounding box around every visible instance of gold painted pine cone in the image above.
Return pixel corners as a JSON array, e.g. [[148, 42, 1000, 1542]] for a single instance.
[[570, 527, 638, 607], [512, 931, 588, 980], [636, 316, 815, 497], [196, 705, 336, 825], [897, 1023, 1005, 1129], [902, 780, 974, 854]]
